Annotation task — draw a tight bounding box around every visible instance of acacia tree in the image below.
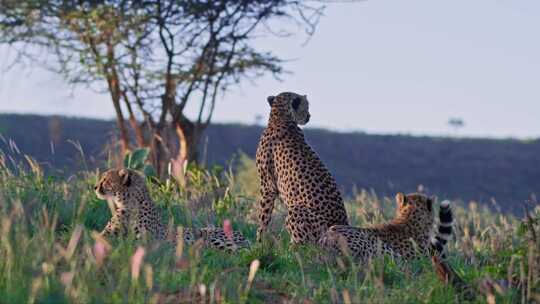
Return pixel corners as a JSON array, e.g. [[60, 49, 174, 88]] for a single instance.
[[0, 0, 327, 175]]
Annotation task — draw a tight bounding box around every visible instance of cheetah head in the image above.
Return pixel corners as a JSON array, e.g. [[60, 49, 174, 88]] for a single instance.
[[395, 192, 435, 225], [94, 168, 144, 200], [267, 92, 310, 125]]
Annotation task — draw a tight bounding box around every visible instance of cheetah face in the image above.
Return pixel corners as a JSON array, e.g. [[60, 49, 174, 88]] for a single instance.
[[395, 192, 435, 223], [267, 92, 311, 125], [94, 168, 133, 200]]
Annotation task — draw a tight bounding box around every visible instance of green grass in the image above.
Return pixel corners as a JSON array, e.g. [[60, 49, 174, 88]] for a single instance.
[[0, 153, 538, 303]]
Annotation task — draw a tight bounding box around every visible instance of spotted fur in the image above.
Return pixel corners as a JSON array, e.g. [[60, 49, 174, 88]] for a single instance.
[[319, 193, 453, 263], [255, 92, 349, 244], [94, 168, 249, 251]]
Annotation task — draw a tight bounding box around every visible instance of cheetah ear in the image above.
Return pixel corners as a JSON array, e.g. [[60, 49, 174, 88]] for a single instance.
[[395, 192, 406, 206], [267, 96, 275, 106], [118, 169, 131, 186]]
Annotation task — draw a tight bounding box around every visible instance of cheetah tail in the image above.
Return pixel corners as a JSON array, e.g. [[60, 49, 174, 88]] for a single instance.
[[430, 200, 453, 258], [431, 255, 476, 300]]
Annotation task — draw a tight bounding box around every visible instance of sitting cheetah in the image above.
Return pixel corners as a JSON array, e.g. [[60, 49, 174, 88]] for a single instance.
[[318, 193, 453, 264], [94, 168, 250, 251], [256, 92, 348, 244]]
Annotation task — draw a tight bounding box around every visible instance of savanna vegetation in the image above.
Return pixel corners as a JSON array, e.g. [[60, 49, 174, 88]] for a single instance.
[[0, 141, 538, 303]]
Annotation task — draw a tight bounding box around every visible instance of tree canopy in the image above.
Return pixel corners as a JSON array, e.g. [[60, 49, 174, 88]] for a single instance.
[[0, 0, 328, 175]]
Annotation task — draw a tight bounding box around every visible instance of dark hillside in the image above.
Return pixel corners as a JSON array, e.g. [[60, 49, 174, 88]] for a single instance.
[[1, 113, 538, 213], [204, 125, 540, 213], [0, 114, 113, 171]]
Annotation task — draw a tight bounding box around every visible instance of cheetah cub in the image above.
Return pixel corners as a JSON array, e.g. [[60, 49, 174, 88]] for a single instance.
[[94, 168, 250, 251], [319, 193, 453, 264]]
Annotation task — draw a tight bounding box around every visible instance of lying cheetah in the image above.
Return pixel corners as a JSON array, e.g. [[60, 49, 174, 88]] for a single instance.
[[319, 193, 453, 264], [256, 92, 348, 244], [94, 168, 249, 251]]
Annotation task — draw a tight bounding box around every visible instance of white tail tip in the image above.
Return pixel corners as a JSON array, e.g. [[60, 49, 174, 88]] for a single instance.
[[441, 200, 451, 208]]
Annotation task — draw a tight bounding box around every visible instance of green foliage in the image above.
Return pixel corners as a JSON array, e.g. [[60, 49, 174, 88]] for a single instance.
[[123, 148, 156, 177], [0, 151, 538, 303], [123, 148, 149, 170], [231, 152, 260, 200]]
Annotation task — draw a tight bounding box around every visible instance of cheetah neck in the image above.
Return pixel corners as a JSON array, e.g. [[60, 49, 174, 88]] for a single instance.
[[375, 215, 433, 241], [268, 112, 302, 139], [269, 106, 295, 125], [113, 187, 151, 210]]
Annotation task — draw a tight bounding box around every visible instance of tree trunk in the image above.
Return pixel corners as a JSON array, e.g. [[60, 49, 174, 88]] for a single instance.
[[145, 119, 202, 180], [174, 118, 201, 166], [104, 40, 130, 156], [108, 79, 130, 156], [122, 93, 147, 148], [149, 127, 168, 178], [129, 116, 146, 148]]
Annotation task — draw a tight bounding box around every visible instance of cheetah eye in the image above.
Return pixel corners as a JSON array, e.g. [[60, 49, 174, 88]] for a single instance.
[[291, 97, 301, 110]]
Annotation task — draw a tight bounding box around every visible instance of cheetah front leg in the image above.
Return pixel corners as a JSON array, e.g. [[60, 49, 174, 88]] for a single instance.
[[101, 213, 122, 237], [256, 188, 277, 243], [101, 208, 128, 237], [285, 206, 322, 245], [255, 143, 278, 243]]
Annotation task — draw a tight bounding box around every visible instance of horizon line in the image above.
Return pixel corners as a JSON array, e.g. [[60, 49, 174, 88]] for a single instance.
[[1, 111, 538, 141]]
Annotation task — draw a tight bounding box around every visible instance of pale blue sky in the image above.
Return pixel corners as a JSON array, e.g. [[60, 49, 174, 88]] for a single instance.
[[1, 0, 539, 138]]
